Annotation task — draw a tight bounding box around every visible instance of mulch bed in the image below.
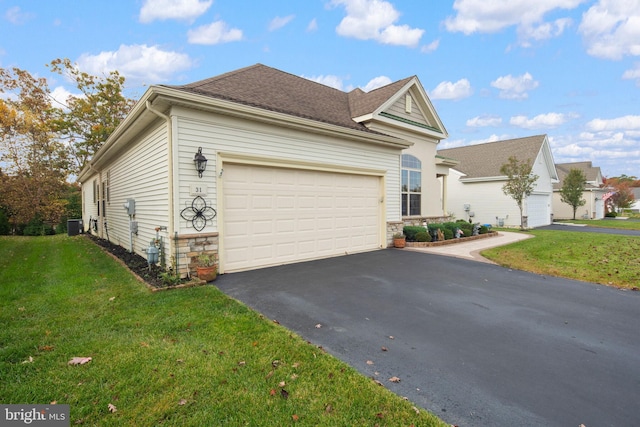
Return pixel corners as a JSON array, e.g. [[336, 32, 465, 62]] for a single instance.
[[85, 233, 200, 290]]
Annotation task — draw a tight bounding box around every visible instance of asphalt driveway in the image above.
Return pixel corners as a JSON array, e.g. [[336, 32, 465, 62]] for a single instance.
[[215, 250, 640, 426]]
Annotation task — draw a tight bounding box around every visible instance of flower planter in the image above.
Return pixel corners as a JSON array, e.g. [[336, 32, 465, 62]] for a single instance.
[[393, 237, 406, 248], [196, 266, 217, 282]]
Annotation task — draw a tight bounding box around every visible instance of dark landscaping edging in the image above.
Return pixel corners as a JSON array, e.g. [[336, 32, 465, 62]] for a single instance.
[[405, 231, 499, 248], [88, 235, 207, 291]]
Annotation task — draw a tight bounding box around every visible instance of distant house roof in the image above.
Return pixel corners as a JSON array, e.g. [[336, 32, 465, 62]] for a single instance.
[[437, 135, 551, 179], [163, 63, 415, 135], [553, 161, 604, 190]]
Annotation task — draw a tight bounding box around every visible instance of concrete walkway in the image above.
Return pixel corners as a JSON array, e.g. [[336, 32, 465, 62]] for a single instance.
[[403, 231, 533, 263]]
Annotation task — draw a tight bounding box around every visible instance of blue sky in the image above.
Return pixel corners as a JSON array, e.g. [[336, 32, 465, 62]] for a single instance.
[[1, 0, 639, 179]]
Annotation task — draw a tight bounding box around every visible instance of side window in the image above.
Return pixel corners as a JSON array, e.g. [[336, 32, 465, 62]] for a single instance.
[[401, 154, 421, 216]]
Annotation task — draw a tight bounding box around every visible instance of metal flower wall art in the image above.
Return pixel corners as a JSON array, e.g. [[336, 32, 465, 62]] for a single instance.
[[180, 196, 217, 231]]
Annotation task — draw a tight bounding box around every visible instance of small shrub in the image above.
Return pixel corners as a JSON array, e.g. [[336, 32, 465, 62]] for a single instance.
[[457, 222, 472, 236], [443, 228, 453, 240], [23, 217, 55, 236], [160, 271, 181, 286], [403, 226, 426, 242], [479, 225, 489, 234], [415, 231, 430, 242], [605, 211, 617, 218]]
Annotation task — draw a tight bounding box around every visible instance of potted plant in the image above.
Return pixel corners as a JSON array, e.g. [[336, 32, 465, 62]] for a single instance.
[[393, 232, 406, 248], [196, 253, 217, 282]]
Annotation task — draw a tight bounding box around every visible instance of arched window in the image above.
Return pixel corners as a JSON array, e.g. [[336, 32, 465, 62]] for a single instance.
[[401, 154, 421, 216]]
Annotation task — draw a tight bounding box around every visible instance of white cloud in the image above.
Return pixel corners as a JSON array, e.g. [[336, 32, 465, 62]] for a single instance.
[[519, 18, 573, 47], [187, 21, 243, 44], [440, 134, 513, 150], [510, 112, 575, 129], [491, 72, 539, 99], [268, 15, 295, 31], [466, 115, 502, 127], [331, 0, 424, 47], [139, 0, 212, 23], [445, 0, 584, 46], [421, 39, 440, 53], [49, 86, 78, 109], [302, 75, 345, 91], [4, 6, 33, 24], [429, 79, 473, 100], [623, 63, 640, 86], [548, 131, 640, 177], [362, 76, 392, 92], [76, 44, 194, 83], [307, 18, 318, 32], [579, 0, 640, 60], [586, 115, 640, 131]]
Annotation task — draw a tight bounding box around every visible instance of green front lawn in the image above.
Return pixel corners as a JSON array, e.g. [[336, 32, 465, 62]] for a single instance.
[[482, 229, 640, 289], [554, 219, 640, 230], [0, 235, 446, 426]]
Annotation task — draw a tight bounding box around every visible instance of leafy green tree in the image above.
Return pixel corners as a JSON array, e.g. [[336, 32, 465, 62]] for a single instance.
[[560, 168, 587, 220], [500, 156, 539, 230], [47, 58, 136, 175]]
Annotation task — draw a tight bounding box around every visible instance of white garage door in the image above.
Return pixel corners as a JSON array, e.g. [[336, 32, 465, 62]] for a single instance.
[[526, 194, 551, 228], [223, 163, 382, 272]]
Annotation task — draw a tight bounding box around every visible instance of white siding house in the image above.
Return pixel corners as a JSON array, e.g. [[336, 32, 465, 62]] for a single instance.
[[78, 64, 450, 276], [438, 135, 558, 228]]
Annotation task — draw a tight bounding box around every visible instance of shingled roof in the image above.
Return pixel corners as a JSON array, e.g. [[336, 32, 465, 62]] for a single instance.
[[554, 161, 603, 190], [163, 64, 415, 135], [437, 135, 549, 179]]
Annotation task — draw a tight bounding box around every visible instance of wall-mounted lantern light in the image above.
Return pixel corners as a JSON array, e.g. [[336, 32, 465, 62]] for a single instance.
[[194, 147, 208, 178]]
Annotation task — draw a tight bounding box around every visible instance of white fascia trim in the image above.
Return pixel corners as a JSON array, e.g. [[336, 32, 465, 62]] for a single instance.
[[372, 114, 446, 139], [460, 175, 507, 183]]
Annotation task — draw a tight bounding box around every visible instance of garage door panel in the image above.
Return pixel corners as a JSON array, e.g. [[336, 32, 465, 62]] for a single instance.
[[527, 194, 551, 228], [223, 164, 381, 272]]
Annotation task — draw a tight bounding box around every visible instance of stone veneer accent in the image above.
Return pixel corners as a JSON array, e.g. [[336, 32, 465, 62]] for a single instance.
[[175, 232, 219, 278], [386, 216, 451, 247]]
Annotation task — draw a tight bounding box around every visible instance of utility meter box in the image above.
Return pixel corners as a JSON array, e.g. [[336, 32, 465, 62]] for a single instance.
[[124, 199, 135, 215], [130, 221, 138, 234]]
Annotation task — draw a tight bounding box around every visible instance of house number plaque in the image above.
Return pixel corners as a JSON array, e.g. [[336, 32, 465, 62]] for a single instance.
[[190, 184, 207, 196]]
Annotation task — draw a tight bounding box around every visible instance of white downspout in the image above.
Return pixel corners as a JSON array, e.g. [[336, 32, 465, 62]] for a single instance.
[[146, 100, 176, 249]]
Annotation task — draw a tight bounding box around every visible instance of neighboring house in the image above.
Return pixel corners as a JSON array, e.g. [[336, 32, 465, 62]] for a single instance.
[[552, 162, 607, 219], [437, 135, 558, 228], [78, 64, 451, 275], [630, 188, 640, 213]]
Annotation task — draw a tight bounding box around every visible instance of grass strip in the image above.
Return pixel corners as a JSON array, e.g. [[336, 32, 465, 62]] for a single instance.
[[482, 229, 640, 289], [0, 235, 446, 426]]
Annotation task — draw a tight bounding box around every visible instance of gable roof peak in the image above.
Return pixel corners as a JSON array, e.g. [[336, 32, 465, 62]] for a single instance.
[[437, 134, 551, 179]]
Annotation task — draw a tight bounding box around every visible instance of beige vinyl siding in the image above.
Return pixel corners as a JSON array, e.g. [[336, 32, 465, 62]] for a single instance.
[[383, 89, 431, 128], [172, 107, 401, 232], [365, 122, 442, 217], [100, 122, 169, 258], [553, 190, 605, 220]]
